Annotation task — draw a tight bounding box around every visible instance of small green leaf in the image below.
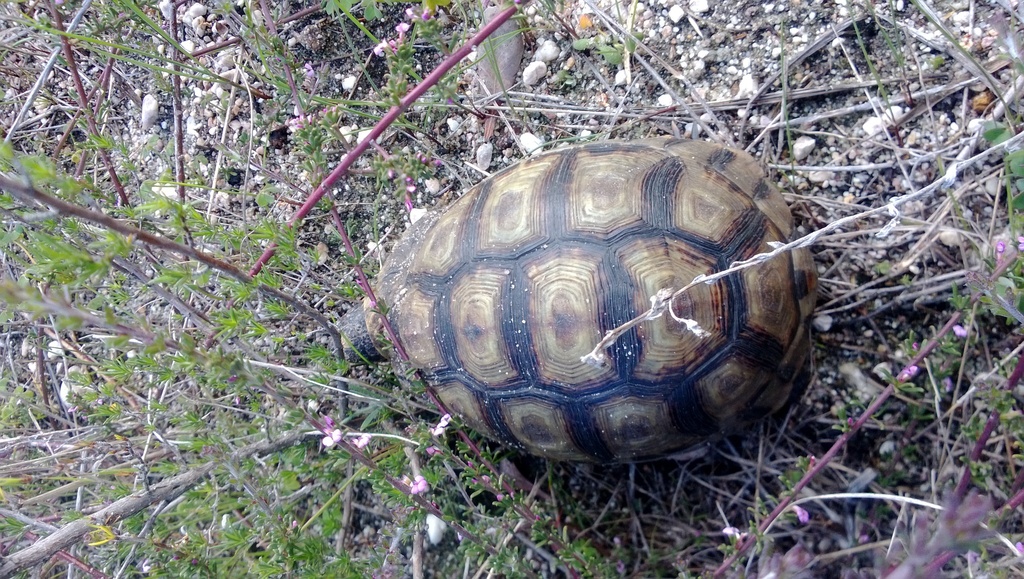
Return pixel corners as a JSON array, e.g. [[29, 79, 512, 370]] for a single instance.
[[596, 44, 622, 65], [983, 121, 1012, 145], [572, 38, 593, 50], [255, 190, 274, 208]]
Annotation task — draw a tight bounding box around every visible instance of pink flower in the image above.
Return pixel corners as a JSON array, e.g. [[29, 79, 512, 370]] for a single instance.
[[395, 22, 411, 35], [1018, 236, 1024, 251], [953, 324, 967, 338], [352, 433, 371, 449], [373, 41, 390, 57], [793, 505, 809, 524], [425, 446, 441, 456], [303, 62, 315, 78], [409, 475, 429, 495], [322, 429, 342, 448], [897, 365, 919, 382], [996, 240, 1006, 256]]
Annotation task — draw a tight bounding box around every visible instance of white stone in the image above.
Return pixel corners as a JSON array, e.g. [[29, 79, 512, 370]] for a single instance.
[[863, 116, 887, 136], [519, 132, 544, 154], [657, 93, 674, 107], [152, 183, 178, 199], [426, 514, 447, 545], [812, 314, 833, 332], [341, 75, 357, 91], [476, 143, 493, 169], [668, 4, 685, 22], [409, 207, 427, 225], [735, 74, 757, 99], [938, 230, 962, 247], [689, 0, 709, 13], [159, 0, 174, 19], [614, 69, 627, 86], [357, 128, 373, 144], [46, 340, 63, 359], [446, 118, 461, 133], [792, 136, 815, 161], [180, 39, 196, 54], [879, 440, 896, 455], [185, 3, 207, 19], [522, 61, 547, 86], [141, 94, 159, 130], [535, 40, 560, 63], [808, 171, 832, 183]]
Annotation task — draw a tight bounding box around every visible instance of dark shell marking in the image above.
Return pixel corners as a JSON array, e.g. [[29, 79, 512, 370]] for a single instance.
[[366, 138, 816, 462]]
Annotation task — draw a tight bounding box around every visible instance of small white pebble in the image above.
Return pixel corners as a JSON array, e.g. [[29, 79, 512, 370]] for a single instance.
[[938, 230, 961, 247], [657, 93, 674, 107], [614, 69, 628, 86], [46, 340, 63, 360], [668, 4, 685, 22], [152, 183, 178, 199], [690, 0, 709, 13], [446, 118, 461, 133], [341, 75, 357, 91], [409, 207, 428, 224], [535, 40, 560, 63], [519, 132, 544, 154], [180, 39, 196, 54], [476, 143, 493, 169], [735, 74, 758, 99], [141, 94, 159, 130], [808, 171, 833, 183], [158, 0, 174, 19], [876, 438, 892, 457], [425, 514, 447, 545], [522, 61, 547, 86], [792, 136, 815, 161], [812, 314, 833, 332], [185, 3, 207, 19], [356, 128, 373, 144], [862, 116, 886, 136]]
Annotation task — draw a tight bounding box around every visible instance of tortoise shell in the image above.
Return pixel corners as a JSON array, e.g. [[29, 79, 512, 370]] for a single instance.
[[364, 138, 816, 462]]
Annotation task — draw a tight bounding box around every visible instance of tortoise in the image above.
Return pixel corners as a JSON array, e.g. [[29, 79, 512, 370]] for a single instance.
[[342, 138, 817, 462]]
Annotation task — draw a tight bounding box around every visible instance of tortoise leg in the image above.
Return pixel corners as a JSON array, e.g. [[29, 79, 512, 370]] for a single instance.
[[339, 306, 384, 363]]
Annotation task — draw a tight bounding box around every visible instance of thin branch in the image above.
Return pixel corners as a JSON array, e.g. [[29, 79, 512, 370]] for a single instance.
[[0, 173, 343, 354]]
